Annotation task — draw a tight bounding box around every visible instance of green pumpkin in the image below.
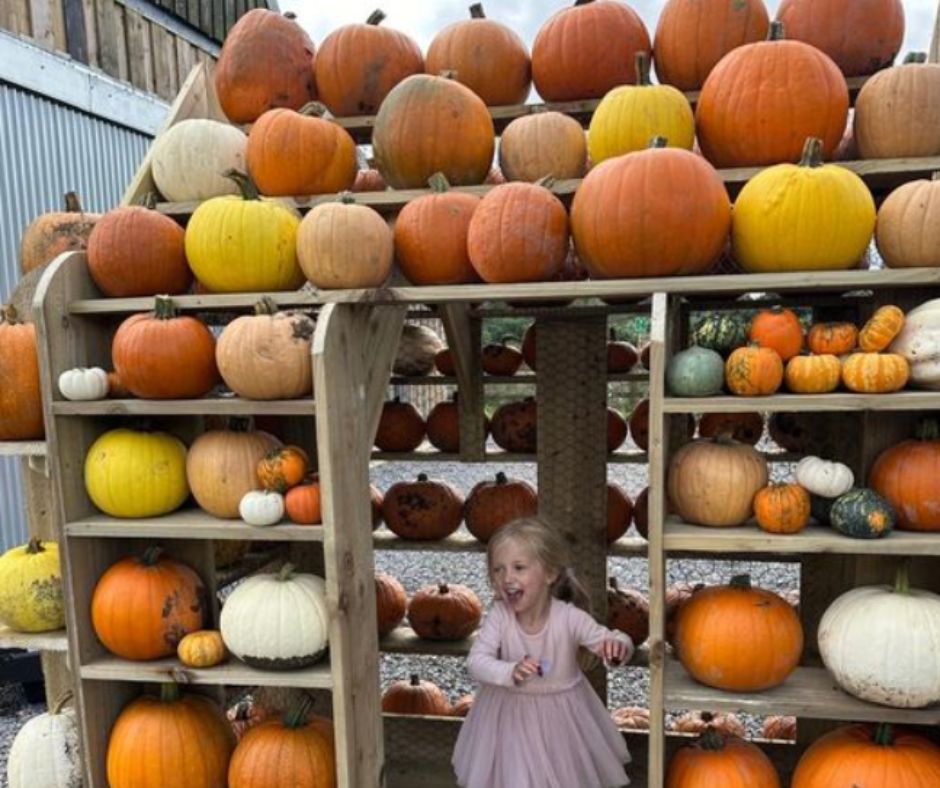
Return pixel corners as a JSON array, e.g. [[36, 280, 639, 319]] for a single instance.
[[690, 312, 749, 357], [810, 493, 836, 526], [830, 488, 896, 539], [666, 346, 725, 397]]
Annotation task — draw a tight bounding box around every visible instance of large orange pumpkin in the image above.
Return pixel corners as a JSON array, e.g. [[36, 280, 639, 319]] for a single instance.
[[87, 204, 191, 297], [407, 582, 482, 640], [667, 729, 781, 788], [695, 22, 849, 167], [464, 472, 538, 542], [19, 191, 99, 274], [91, 548, 207, 660], [373, 74, 495, 189], [381, 674, 451, 715], [531, 0, 651, 102], [0, 306, 43, 440], [653, 0, 769, 91], [214, 9, 317, 124], [869, 420, 940, 531], [425, 3, 531, 106], [776, 0, 904, 77], [374, 398, 426, 453], [107, 683, 235, 788], [382, 474, 464, 540], [467, 181, 569, 283], [749, 307, 804, 361], [315, 10, 423, 116], [499, 110, 587, 183], [571, 140, 731, 278]]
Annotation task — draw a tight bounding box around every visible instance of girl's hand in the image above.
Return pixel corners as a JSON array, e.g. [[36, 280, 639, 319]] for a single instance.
[[512, 655, 542, 685], [601, 637, 630, 667]]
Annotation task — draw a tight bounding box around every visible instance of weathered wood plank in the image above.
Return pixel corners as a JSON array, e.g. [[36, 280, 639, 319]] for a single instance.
[[62, 0, 89, 62], [28, 0, 57, 47], [438, 303, 485, 460], [80, 0, 98, 65], [0, 1, 32, 35], [125, 10, 155, 94], [212, 0, 225, 40], [95, 0, 129, 82], [151, 23, 178, 100]]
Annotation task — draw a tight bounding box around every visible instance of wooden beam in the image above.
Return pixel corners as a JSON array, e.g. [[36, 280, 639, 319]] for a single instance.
[[438, 303, 485, 460], [931, 0, 940, 63], [63, 0, 89, 62]]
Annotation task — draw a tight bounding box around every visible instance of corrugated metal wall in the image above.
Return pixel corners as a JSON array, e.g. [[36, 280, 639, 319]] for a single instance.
[[0, 81, 153, 551]]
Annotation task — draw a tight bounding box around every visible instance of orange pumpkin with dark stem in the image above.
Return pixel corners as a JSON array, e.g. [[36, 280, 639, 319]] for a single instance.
[[315, 10, 422, 117], [696, 21, 849, 167], [531, 0, 651, 102], [0, 305, 43, 440], [376, 571, 407, 637], [87, 203, 191, 297], [20, 191, 99, 274], [869, 419, 940, 531], [858, 304, 905, 351], [468, 181, 569, 283], [108, 683, 235, 788], [257, 445, 309, 493], [91, 547, 207, 660], [749, 307, 804, 361], [394, 173, 480, 285], [111, 296, 219, 399], [725, 345, 784, 396], [666, 729, 781, 788], [246, 103, 357, 196], [653, 0, 769, 91], [807, 321, 858, 355], [214, 9, 317, 124], [407, 582, 482, 640], [491, 398, 537, 453], [286, 479, 321, 525], [754, 483, 811, 534], [382, 474, 464, 540], [698, 412, 763, 446], [607, 483, 633, 544], [607, 578, 648, 646], [464, 472, 538, 542], [374, 398, 426, 452], [481, 338, 524, 376], [382, 674, 451, 716]]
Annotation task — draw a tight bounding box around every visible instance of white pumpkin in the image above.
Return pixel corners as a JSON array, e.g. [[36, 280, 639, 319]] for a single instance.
[[58, 366, 108, 401], [238, 490, 285, 526], [890, 298, 940, 389], [7, 693, 82, 788], [393, 324, 444, 377], [220, 564, 329, 669], [795, 456, 854, 499], [819, 567, 940, 708], [151, 119, 247, 202]]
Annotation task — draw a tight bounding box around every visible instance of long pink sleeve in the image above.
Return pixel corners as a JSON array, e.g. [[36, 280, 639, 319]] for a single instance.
[[466, 604, 516, 687], [567, 604, 635, 662]]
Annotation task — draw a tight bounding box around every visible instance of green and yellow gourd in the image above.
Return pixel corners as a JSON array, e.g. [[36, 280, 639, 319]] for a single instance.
[[829, 488, 896, 539], [0, 539, 64, 632], [690, 312, 750, 357]]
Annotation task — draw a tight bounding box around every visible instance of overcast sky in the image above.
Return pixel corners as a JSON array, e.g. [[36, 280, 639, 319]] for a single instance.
[[280, 0, 937, 72]]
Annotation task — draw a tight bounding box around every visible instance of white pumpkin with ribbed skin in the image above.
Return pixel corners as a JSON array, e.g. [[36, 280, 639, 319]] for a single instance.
[[7, 695, 81, 788], [889, 298, 940, 389], [818, 568, 940, 708], [57, 366, 108, 401], [795, 456, 854, 498], [151, 119, 247, 202], [220, 564, 329, 669]]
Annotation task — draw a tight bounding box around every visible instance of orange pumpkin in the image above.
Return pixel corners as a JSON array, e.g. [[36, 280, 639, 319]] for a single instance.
[[531, 0, 651, 101], [666, 729, 781, 788], [91, 548, 207, 660], [426, 394, 460, 453], [111, 296, 219, 399], [381, 674, 451, 716], [841, 352, 910, 393], [382, 474, 464, 540], [464, 472, 538, 542], [653, 0, 769, 91], [374, 398, 426, 453], [450, 694, 475, 718], [481, 338, 524, 376], [285, 479, 321, 525], [490, 398, 537, 453], [373, 74, 494, 189], [607, 329, 639, 373], [749, 307, 804, 361], [807, 321, 858, 355], [19, 191, 99, 273], [108, 683, 235, 788], [521, 324, 537, 370], [0, 306, 43, 440], [214, 9, 317, 124], [858, 305, 905, 351], [607, 578, 649, 646], [352, 167, 387, 192], [607, 483, 634, 544], [246, 103, 357, 196], [725, 345, 784, 396], [785, 354, 842, 394], [434, 348, 456, 376], [499, 110, 587, 183], [257, 445, 309, 493], [315, 10, 423, 117], [869, 420, 940, 531], [106, 370, 131, 398], [696, 22, 849, 167], [393, 173, 480, 285], [425, 3, 531, 106], [407, 582, 482, 640], [376, 571, 407, 637], [753, 483, 811, 534]]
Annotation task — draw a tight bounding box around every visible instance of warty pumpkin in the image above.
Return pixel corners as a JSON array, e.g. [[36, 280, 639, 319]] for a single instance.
[[19, 191, 99, 274], [214, 9, 316, 124], [382, 474, 464, 540], [0, 538, 64, 633], [607, 577, 648, 646], [374, 398, 426, 453], [829, 487, 896, 539], [425, 3, 531, 106], [376, 571, 407, 637], [725, 344, 784, 396], [151, 119, 247, 202], [877, 174, 940, 268], [612, 706, 649, 730], [859, 304, 905, 351], [753, 483, 811, 534], [588, 52, 694, 164], [807, 321, 858, 355], [732, 137, 876, 273], [407, 582, 482, 640], [490, 397, 537, 453], [6, 692, 81, 788], [450, 694, 475, 718], [177, 630, 226, 669], [785, 353, 842, 394], [869, 419, 940, 531], [464, 472, 538, 542], [92, 548, 207, 660], [841, 352, 910, 393], [666, 729, 781, 788], [185, 170, 303, 292], [696, 22, 849, 167], [0, 305, 43, 440], [499, 110, 587, 183], [653, 0, 769, 91], [382, 674, 451, 716], [373, 73, 495, 189], [257, 445, 309, 493], [531, 0, 651, 102], [690, 311, 750, 357]]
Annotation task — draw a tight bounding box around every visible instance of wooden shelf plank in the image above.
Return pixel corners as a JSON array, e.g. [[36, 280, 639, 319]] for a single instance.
[[389, 372, 647, 385], [0, 441, 47, 457], [371, 450, 648, 464], [373, 530, 485, 553], [665, 660, 940, 725], [52, 397, 315, 416], [65, 510, 325, 541], [663, 391, 940, 414], [81, 655, 333, 688], [664, 518, 940, 557], [0, 626, 68, 652]]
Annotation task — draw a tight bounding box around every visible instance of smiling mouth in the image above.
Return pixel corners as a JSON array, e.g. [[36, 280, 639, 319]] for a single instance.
[[504, 588, 523, 604]]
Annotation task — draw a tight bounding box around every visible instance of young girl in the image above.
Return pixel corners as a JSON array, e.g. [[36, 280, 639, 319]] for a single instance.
[[452, 517, 634, 788]]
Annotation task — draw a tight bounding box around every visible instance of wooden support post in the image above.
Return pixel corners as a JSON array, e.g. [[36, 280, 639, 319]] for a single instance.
[[314, 303, 406, 788], [439, 303, 485, 460], [931, 0, 940, 63]]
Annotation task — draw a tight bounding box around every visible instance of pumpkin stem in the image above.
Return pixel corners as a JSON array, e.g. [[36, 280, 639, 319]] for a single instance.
[[1, 304, 21, 325], [254, 296, 279, 316], [63, 191, 83, 213], [634, 51, 652, 87], [417, 473, 429, 482], [439, 69, 459, 80], [698, 728, 726, 751], [277, 562, 296, 582], [893, 562, 910, 595], [915, 418, 939, 441], [608, 577, 619, 590], [768, 20, 785, 40], [609, 327, 618, 341], [284, 695, 315, 729], [367, 9, 386, 25], [729, 574, 751, 590], [574, 0, 594, 5], [25, 537, 45, 555], [534, 175, 556, 190], [873, 722, 895, 746], [141, 546, 164, 566], [153, 295, 178, 320], [798, 138, 824, 168], [648, 136, 668, 149], [904, 52, 928, 64], [283, 11, 297, 20], [438, 582, 450, 594], [299, 101, 332, 119], [226, 416, 252, 433], [495, 471, 508, 484], [338, 191, 356, 205], [160, 682, 181, 703], [234, 700, 252, 721], [137, 192, 159, 209], [223, 169, 261, 201], [409, 673, 421, 686], [51, 690, 74, 715], [428, 172, 451, 193], [469, 3, 485, 18]]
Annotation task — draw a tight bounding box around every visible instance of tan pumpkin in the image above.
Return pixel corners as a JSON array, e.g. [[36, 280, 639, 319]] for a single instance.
[[607, 578, 649, 646], [785, 354, 842, 394], [407, 582, 482, 641], [374, 398, 426, 453], [858, 305, 905, 351], [877, 175, 940, 269], [499, 110, 587, 182], [394, 324, 445, 377], [177, 630, 226, 668], [382, 474, 464, 541], [841, 352, 910, 393], [381, 674, 451, 716], [19, 191, 99, 273], [376, 571, 407, 637], [611, 706, 650, 730], [0, 306, 43, 440], [464, 472, 538, 542]]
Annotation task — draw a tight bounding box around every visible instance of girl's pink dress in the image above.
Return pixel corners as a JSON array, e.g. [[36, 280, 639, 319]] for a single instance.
[[452, 598, 633, 788]]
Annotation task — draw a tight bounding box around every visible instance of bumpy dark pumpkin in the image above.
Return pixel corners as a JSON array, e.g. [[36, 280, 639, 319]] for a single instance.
[[690, 312, 750, 356], [381, 474, 464, 540], [491, 398, 537, 453], [829, 488, 896, 539]]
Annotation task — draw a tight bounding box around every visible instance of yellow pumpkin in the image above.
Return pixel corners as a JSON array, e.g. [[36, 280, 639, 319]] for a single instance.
[[184, 170, 303, 293], [858, 305, 905, 352], [588, 52, 694, 164], [0, 539, 64, 632], [841, 352, 910, 393], [177, 630, 227, 668], [732, 137, 876, 273], [785, 354, 842, 394], [85, 428, 189, 518]]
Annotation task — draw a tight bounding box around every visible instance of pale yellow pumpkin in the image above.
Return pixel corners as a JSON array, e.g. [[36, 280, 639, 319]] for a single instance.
[[0, 539, 64, 632], [177, 630, 227, 668], [732, 138, 875, 273], [876, 174, 940, 269], [499, 110, 587, 182], [150, 119, 247, 202], [85, 428, 189, 518], [184, 171, 303, 293], [587, 52, 694, 164]]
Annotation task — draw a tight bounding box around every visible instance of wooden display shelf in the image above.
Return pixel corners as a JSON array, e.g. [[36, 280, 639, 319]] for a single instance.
[[0, 626, 68, 652], [51, 397, 315, 416], [663, 390, 940, 414], [374, 530, 486, 553], [389, 372, 647, 385], [371, 449, 649, 464], [81, 655, 333, 689], [664, 660, 940, 725], [664, 518, 940, 557], [64, 510, 325, 542], [0, 441, 47, 457]]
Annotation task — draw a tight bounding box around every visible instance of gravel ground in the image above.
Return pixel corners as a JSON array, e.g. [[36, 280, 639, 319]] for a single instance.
[[0, 683, 44, 780]]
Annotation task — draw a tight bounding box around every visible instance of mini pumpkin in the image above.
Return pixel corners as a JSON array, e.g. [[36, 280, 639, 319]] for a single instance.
[[257, 445, 309, 493], [285, 479, 321, 525], [807, 321, 858, 355], [749, 307, 804, 361], [753, 483, 811, 534], [785, 353, 842, 394], [795, 456, 854, 498], [239, 490, 286, 527], [829, 488, 896, 539], [858, 305, 905, 351], [177, 630, 227, 668], [672, 710, 745, 737], [407, 582, 482, 641], [725, 345, 784, 396], [381, 674, 451, 716], [611, 706, 650, 730], [58, 366, 109, 401], [841, 352, 910, 393]]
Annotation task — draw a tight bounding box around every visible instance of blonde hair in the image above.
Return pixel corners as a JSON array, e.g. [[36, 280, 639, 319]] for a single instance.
[[486, 517, 592, 614]]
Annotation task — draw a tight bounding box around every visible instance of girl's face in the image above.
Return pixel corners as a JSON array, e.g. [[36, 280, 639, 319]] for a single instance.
[[490, 538, 558, 618]]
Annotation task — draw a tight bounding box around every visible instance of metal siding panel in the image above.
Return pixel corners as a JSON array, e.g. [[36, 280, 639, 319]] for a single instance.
[[0, 460, 28, 552]]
